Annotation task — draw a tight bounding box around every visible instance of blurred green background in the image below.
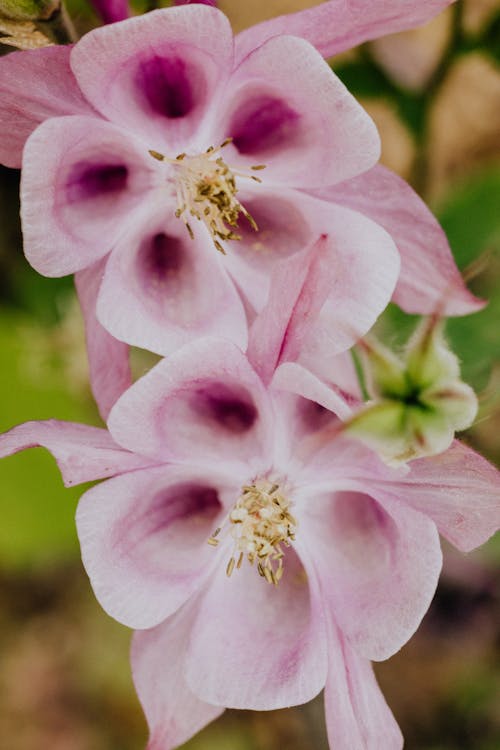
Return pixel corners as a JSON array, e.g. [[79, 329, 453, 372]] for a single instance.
[[0, 0, 499, 748]]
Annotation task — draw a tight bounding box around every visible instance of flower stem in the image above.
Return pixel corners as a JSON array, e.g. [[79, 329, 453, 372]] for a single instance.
[[35, 2, 76, 44]]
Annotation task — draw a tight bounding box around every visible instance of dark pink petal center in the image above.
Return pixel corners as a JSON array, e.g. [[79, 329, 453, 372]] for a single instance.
[[66, 161, 129, 202], [190, 382, 258, 434], [137, 232, 184, 284], [230, 96, 300, 155], [115, 481, 222, 553], [151, 483, 221, 530], [237, 195, 310, 258], [135, 53, 202, 120], [298, 398, 338, 434]]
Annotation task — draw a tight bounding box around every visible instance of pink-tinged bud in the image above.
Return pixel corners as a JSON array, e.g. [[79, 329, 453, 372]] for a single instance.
[[89, 0, 129, 24]]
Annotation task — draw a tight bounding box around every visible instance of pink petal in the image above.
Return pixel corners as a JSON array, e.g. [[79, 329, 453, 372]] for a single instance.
[[131, 603, 223, 750], [235, 0, 456, 63], [247, 207, 399, 382], [185, 546, 328, 709], [75, 260, 132, 421], [300, 435, 399, 487], [96, 215, 248, 355], [226, 190, 399, 331], [298, 349, 363, 401], [108, 339, 272, 470], [267, 388, 347, 473], [318, 165, 482, 315], [76, 465, 233, 628], [21, 115, 154, 277], [301, 487, 442, 660], [221, 187, 314, 313], [70, 6, 233, 150], [218, 35, 379, 187], [0, 47, 96, 169], [247, 236, 337, 384], [271, 363, 354, 422], [372, 441, 500, 553], [0, 420, 151, 487], [325, 623, 403, 750], [291, 197, 400, 359], [90, 0, 130, 24]]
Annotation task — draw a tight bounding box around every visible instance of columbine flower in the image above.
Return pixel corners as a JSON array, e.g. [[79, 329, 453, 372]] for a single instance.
[[1, 337, 498, 750], [0, 6, 480, 409], [3, 4, 393, 358]]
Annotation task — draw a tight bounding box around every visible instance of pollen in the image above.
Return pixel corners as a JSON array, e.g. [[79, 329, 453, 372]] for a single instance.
[[208, 479, 296, 586], [149, 139, 264, 254]]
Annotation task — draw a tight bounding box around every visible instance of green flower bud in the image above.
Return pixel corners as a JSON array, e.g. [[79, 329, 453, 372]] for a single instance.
[[348, 321, 478, 464]]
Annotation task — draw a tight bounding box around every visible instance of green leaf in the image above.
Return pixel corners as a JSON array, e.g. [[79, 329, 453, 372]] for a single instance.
[[0, 308, 98, 570]]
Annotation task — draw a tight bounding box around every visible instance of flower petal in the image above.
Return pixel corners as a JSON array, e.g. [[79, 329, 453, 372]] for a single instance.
[[235, 0, 456, 63], [294, 198, 400, 359], [76, 464, 233, 629], [96, 215, 248, 355], [317, 165, 482, 315], [90, 0, 130, 24], [70, 6, 233, 150], [0, 46, 96, 169], [21, 116, 155, 277], [131, 603, 224, 750], [108, 339, 272, 470], [221, 188, 314, 313], [218, 35, 379, 187], [225, 190, 399, 332], [247, 235, 337, 384], [271, 363, 354, 422], [301, 486, 442, 660], [371, 440, 500, 552], [0, 420, 151, 487], [75, 260, 132, 421], [185, 545, 327, 709], [325, 623, 403, 750]]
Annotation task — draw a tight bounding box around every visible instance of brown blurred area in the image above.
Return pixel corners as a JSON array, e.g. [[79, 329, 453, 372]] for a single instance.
[[0, 1, 499, 749]]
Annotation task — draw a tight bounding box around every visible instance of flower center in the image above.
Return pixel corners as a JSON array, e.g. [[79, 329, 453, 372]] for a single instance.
[[208, 479, 297, 585], [149, 139, 265, 254]]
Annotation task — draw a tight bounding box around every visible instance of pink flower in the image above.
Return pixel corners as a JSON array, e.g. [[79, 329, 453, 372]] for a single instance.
[[0, 6, 478, 382], [1, 6, 411, 412], [1, 338, 498, 750]]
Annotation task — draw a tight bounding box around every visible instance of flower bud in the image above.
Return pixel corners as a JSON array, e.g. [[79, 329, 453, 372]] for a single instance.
[[347, 320, 478, 464]]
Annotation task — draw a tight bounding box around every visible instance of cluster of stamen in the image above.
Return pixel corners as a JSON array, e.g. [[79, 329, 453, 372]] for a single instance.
[[208, 480, 296, 586], [149, 138, 264, 254]]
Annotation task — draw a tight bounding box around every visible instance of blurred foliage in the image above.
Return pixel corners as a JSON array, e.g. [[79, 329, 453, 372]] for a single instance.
[[0, 1, 499, 749]]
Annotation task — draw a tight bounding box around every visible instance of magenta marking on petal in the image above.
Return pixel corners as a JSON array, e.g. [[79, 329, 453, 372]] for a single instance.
[[115, 482, 222, 551], [136, 55, 197, 119], [235, 195, 310, 266], [297, 397, 338, 434], [230, 96, 300, 155], [149, 484, 221, 533], [138, 233, 184, 283], [65, 162, 129, 203], [191, 383, 258, 434]]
